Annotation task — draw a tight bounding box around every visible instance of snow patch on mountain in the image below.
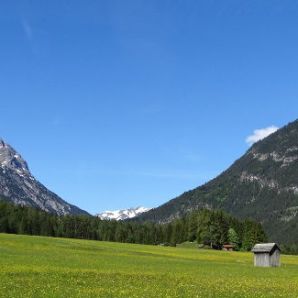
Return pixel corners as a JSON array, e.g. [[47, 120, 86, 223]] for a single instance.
[[97, 206, 151, 221]]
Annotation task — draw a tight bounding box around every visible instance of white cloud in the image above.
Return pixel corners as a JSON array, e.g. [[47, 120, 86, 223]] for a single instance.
[[246, 125, 279, 145], [22, 19, 33, 40]]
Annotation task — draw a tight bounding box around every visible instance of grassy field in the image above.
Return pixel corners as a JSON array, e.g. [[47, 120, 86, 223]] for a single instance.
[[1, 234, 298, 297]]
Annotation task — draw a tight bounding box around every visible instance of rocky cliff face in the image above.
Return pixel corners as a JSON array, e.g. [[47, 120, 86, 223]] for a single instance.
[[136, 120, 298, 244], [0, 139, 88, 216]]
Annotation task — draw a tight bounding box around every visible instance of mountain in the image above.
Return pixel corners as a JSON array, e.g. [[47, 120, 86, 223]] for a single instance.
[[137, 120, 298, 244], [0, 139, 88, 216], [97, 207, 151, 220]]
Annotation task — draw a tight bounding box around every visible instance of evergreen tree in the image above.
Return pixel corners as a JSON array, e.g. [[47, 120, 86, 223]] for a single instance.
[[227, 228, 240, 250]]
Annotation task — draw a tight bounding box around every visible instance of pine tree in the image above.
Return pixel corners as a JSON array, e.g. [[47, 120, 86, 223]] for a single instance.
[[227, 228, 240, 250]]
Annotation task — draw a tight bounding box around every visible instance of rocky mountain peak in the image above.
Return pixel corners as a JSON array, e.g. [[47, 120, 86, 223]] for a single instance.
[[0, 139, 30, 175], [0, 138, 88, 216]]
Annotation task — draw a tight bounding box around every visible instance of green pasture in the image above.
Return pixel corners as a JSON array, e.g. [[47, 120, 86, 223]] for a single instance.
[[0, 233, 297, 297]]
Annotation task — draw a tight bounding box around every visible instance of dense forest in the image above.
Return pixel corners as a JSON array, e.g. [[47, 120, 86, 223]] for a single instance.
[[0, 200, 270, 251]]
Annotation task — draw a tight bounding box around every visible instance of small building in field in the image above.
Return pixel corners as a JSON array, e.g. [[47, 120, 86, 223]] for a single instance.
[[252, 243, 281, 267], [222, 244, 235, 251]]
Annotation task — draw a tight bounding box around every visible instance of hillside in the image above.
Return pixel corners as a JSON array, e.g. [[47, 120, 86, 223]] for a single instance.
[[1, 233, 298, 297], [0, 139, 88, 216], [137, 120, 298, 244]]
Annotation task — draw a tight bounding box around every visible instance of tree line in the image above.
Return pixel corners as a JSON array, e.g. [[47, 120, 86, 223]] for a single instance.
[[0, 200, 267, 251]]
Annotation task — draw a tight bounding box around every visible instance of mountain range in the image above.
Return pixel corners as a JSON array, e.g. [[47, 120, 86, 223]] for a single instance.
[[137, 120, 298, 244], [3, 119, 298, 244], [97, 207, 151, 221], [0, 139, 88, 216]]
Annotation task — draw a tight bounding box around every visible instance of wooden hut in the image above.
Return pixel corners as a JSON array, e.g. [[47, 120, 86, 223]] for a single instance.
[[222, 244, 235, 251], [252, 243, 281, 267]]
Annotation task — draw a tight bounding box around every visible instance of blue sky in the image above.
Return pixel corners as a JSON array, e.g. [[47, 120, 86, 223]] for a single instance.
[[1, 1, 298, 214]]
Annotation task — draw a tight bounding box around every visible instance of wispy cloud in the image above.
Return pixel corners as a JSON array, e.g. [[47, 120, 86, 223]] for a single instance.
[[21, 19, 33, 40], [246, 125, 279, 145], [128, 169, 199, 180], [184, 152, 202, 163], [51, 117, 62, 127], [139, 104, 163, 115], [73, 166, 215, 181]]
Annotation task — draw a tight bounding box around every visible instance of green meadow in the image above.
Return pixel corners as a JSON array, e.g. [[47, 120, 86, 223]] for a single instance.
[[0, 234, 298, 297]]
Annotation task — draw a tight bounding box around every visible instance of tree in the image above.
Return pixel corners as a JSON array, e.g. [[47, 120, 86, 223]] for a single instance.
[[227, 228, 240, 250], [241, 220, 267, 251], [187, 212, 198, 242]]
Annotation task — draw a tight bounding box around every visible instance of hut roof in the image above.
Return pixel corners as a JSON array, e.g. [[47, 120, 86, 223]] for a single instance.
[[223, 244, 235, 248], [252, 243, 280, 254]]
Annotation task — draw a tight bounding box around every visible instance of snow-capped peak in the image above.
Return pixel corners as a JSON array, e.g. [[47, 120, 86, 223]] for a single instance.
[[96, 206, 151, 221]]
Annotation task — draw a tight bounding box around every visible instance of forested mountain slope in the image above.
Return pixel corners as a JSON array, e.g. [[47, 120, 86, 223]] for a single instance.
[[137, 120, 298, 244]]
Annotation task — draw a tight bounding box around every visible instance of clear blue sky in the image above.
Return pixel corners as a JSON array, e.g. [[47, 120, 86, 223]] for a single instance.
[[1, 1, 298, 214]]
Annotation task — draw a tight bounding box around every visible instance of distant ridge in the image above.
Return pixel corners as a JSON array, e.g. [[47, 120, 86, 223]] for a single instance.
[[97, 206, 151, 220], [137, 120, 298, 244], [0, 139, 89, 216]]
